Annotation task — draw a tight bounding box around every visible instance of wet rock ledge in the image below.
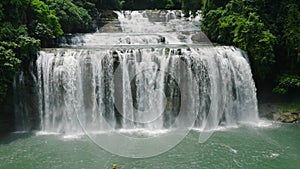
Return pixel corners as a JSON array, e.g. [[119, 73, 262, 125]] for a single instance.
[[259, 104, 300, 123]]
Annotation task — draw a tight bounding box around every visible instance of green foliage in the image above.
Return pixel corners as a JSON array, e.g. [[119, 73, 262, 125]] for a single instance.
[[202, 1, 276, 79], [0, 4, 3, 20], [16, 35, 40, 59], [0, 0, 46, 103], [73, 0, 98, 17], [273, 74, 300, 94], [0, 23, 40, 59], [181, 0, 201, 16], [30, 0, 63, 40], [1, 0, 31, 26], [282, 4, 300, 69], [201, 8, 223, 41], [202, 0, 300, 93], [202, 0, 230, 14], [0, 0, 63, 42], [231, 13, 276, 77], [0, 46, 20, 75], [0, 45, 21, 103], [46, 0, 93, 33], [166, 0, 175, 9], [31, 0, 50, 23], [0, 24, 40, 89]]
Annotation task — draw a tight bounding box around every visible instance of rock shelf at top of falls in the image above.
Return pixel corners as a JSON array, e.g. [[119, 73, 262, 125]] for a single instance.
[[59, 10, 206, 47]]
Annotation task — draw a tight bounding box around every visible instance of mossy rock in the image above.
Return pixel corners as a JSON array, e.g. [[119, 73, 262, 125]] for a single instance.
[[279, 112, 298, 123]]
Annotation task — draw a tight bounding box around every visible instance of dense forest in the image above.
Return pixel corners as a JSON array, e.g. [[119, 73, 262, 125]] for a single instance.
[[202, 0, 300, 95], [0, 0, 299, 105]]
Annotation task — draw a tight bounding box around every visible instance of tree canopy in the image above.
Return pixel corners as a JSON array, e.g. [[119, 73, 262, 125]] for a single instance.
[[45, 0, 94, 33], [202, 0, 300, 94], [0, 0, 97, 103]]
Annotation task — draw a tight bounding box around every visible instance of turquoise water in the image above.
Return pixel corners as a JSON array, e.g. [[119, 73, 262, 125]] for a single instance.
[[0, 123, 299, 169]]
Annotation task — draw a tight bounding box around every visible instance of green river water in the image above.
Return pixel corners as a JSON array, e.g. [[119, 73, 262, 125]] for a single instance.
[[0, 123, 299, 169]]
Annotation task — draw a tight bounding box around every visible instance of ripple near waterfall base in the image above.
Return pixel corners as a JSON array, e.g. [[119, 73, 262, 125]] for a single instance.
[[19, 11, 260, 158]]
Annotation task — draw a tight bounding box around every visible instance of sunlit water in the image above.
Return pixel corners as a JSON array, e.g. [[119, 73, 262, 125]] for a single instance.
[[0, 123, 299, 169]]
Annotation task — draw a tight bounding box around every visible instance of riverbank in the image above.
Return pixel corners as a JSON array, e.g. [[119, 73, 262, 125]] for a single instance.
[[258, 90, 300, 123], [259, 103, 300, 123]]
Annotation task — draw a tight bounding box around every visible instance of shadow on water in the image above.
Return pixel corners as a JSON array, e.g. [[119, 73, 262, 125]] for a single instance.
[[0, 132, 34, 145]]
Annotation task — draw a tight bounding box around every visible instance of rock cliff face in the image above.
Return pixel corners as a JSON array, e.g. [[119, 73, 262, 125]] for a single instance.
[[0, 94, 14, 136], [97, 10, 122, 32], [13, 69, 40, 131]]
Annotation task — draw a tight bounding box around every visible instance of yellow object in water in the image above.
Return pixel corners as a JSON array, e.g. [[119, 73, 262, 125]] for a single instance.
[[112, 164, 117, 169]]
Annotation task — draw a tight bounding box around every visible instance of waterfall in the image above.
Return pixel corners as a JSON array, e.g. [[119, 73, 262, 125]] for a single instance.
[[15, 10, 259, 134], [37, 46, 259, 133], [13, 61, 39, 131]]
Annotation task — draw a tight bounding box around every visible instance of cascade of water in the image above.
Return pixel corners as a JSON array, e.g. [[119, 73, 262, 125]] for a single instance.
[[13, 71, 30, 131], [37, 46, 259, 134], [59, 10, 202, 47], [13, 61, 39, 131], [11, 10, 259, 134]]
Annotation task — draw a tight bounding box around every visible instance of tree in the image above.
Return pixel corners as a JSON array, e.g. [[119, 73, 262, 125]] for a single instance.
[[29, 0, 63, 43], [46, 0, 93, 33], [0, 0, 52, 131], [0, 24, 40, 104], [282, 4, 300, 72], [166, 0, 175, 9], [202, 1, 276, 77], [201, 0, 300, 94], [181, 0, 201, 16], [0, 45, 20, 103]]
